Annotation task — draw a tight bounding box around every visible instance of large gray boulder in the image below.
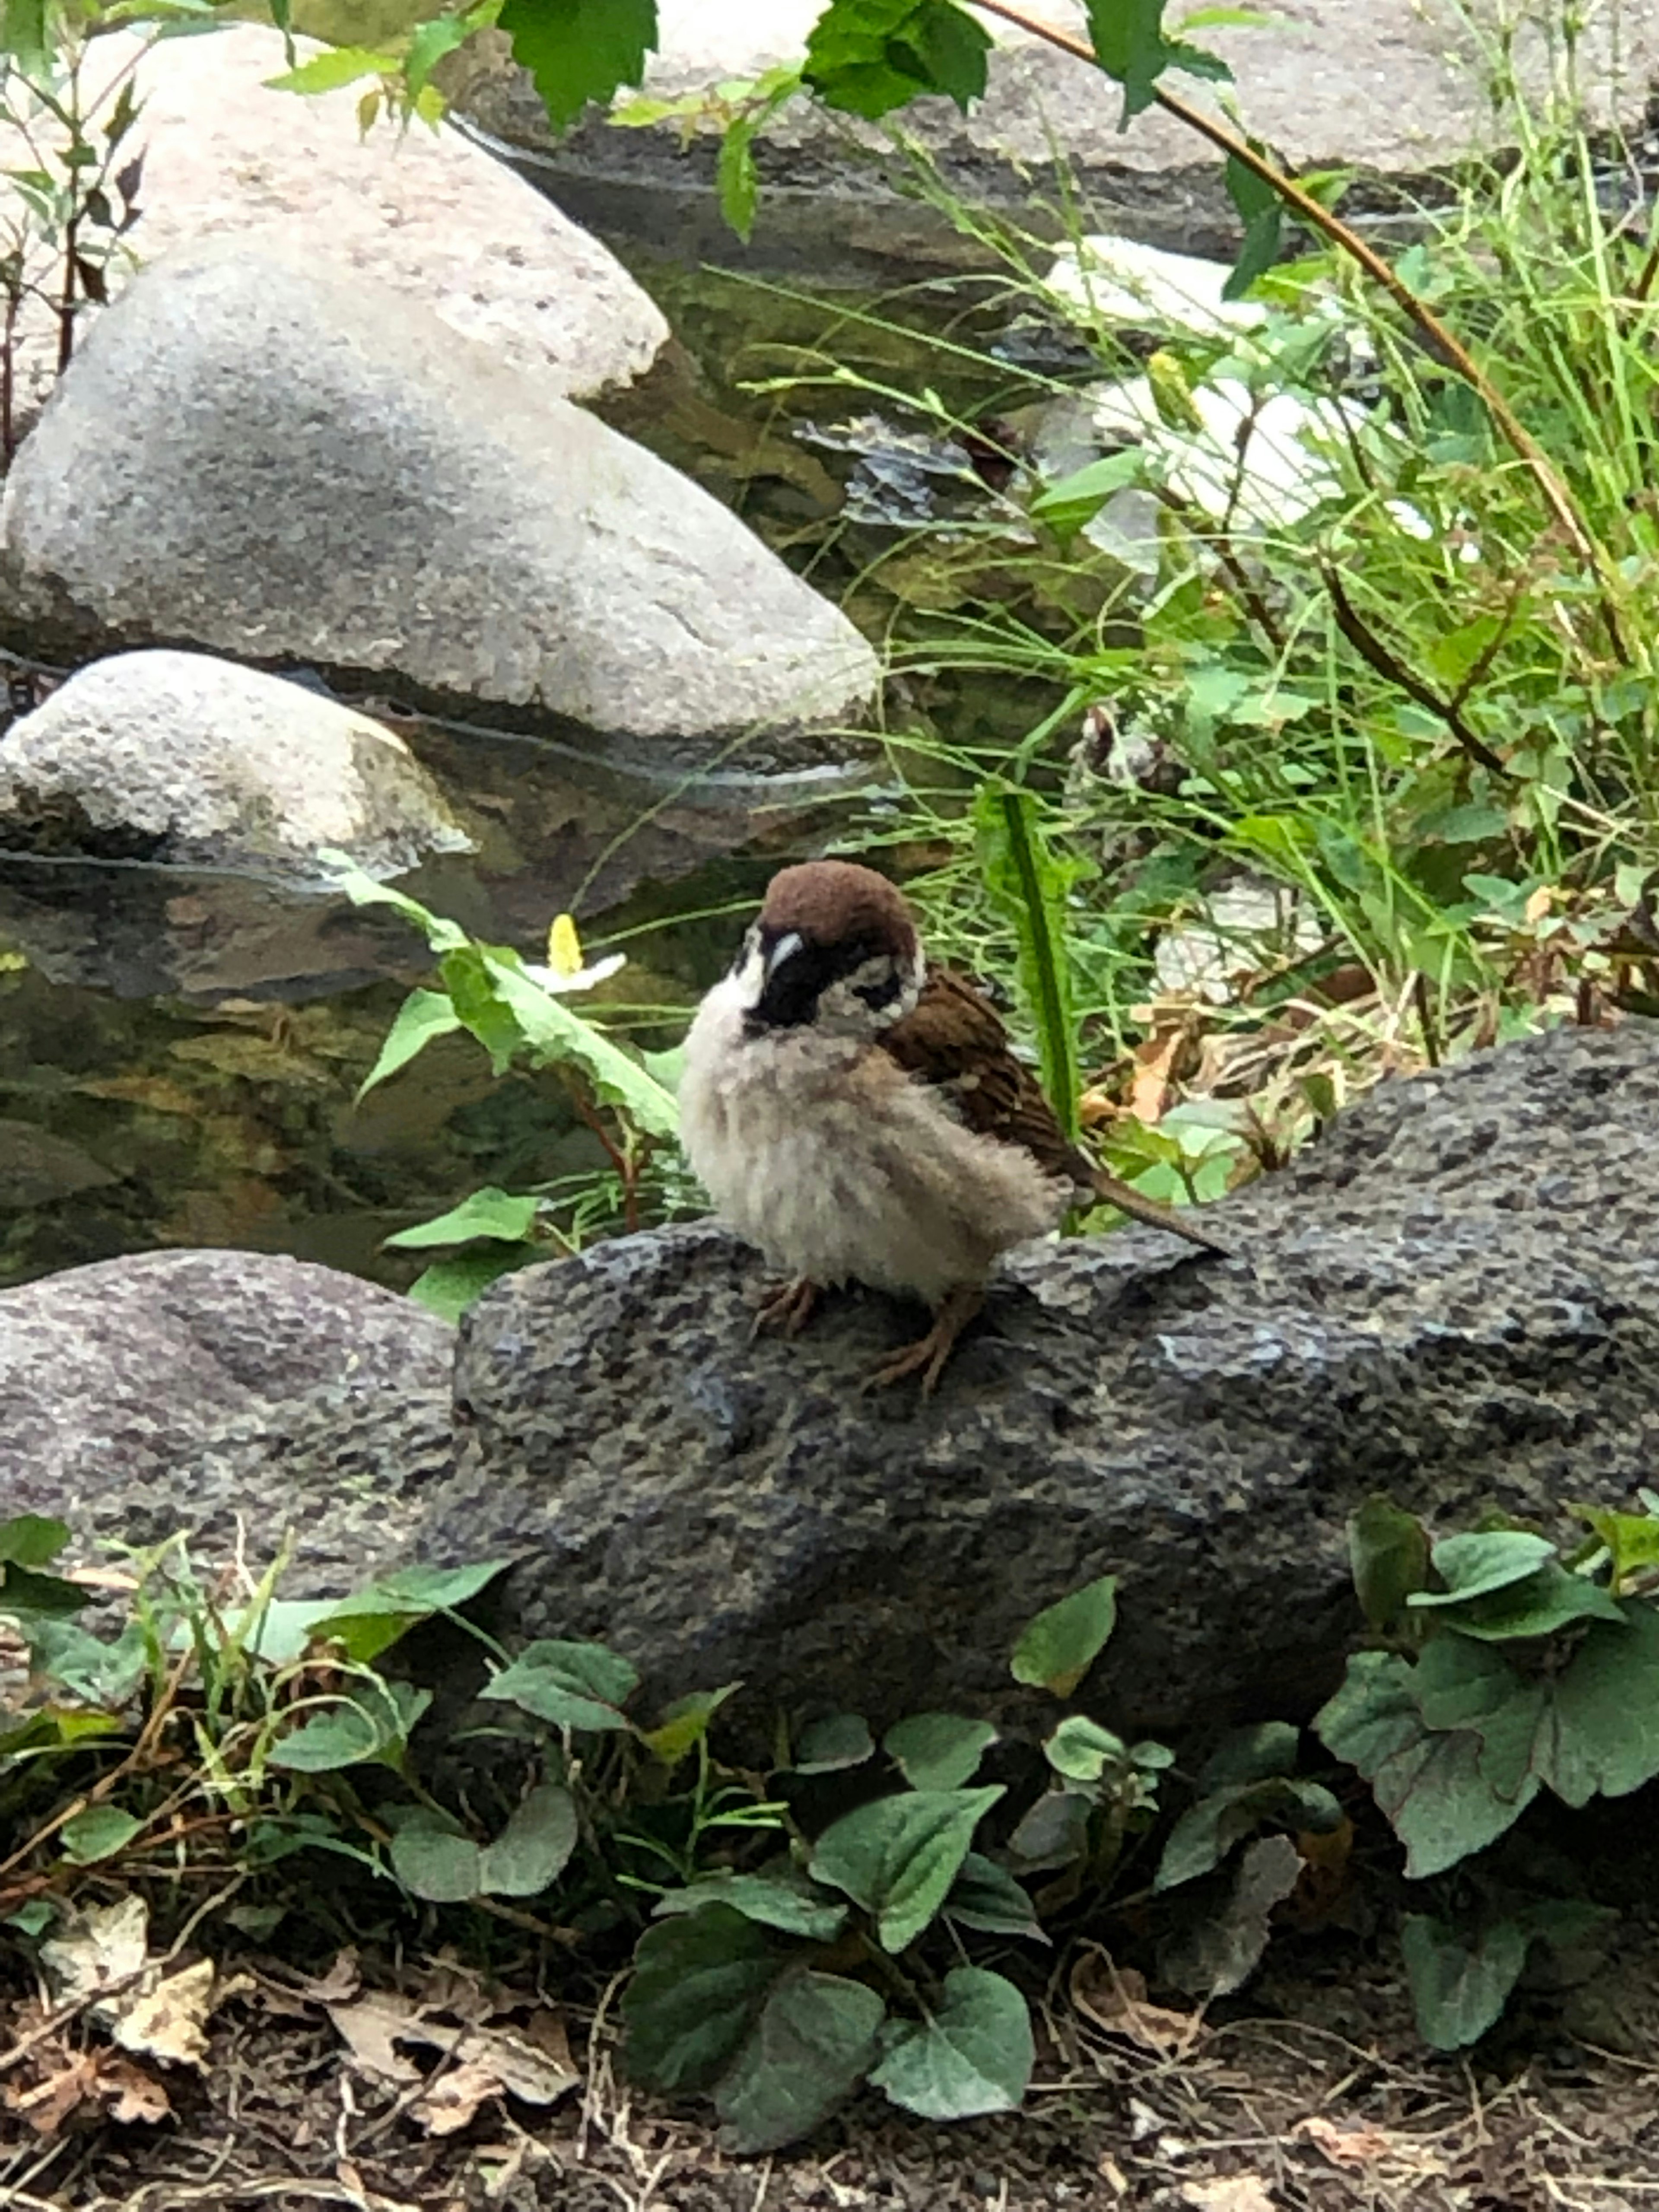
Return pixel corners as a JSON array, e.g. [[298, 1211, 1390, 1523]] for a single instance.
[[0, 23, 669, 433], [0, 650, 472, 881], [0, 242, 878, 774], [0, 1250, 454, 1592], [411, 1022, 1659, 1741], [454, 0, 1659, 276]]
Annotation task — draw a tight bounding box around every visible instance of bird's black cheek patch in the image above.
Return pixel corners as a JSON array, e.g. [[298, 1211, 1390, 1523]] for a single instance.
[[748, 929, 892, 1030]]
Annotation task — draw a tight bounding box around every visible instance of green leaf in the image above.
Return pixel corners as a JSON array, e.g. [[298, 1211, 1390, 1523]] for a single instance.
[[943, 1853, 1048, 1943], [0, 1515, 69, 1569], [385, 1186, 539, 1249], [1044, 1715, 1127, 1784], [327, 859, 468, 951], [623, 1906, 783, 2092], [715, 1970, 886, 2153], [1402, 1914, 1529, 2051], [390, 1816, 482, 1903], [501, 0, 658, 132], [1010, 1574, 1117, 1696], [480, 1783, 579, 1895], [300, 1560, 508, 1665], [639, 1685, 739, 1765], [1348, 1497, 1430, 1636], [1028, 448, 1145, 537], [1573, 1504, 1659, 1592], [59, 1805, 143, 1865], [264, 45, 398, 94], [1155, 1775, 1342, 1890], [1408, 1530, 1556, 1608], [1545, 1602, 1659, 1803], [441, 945, 522, 1074], [1085, 0, 1230, 125], [1196, 1721, 1301, 1791], [1006, 1787, 1092, 1872], [810, 1786, 1004, 1953], [1, 1565, 88, 1620], [804, 0, 991, 120], [1313, 1650, 1532, 1876], [1222, 148, 1283, 298], [870, 1967, 1033, 2120], [409, 1250, 530, 1320], [1434, 1560, 1624, 1642], [269, 1679, 429, 1773], [405, 12, 472, 96], [793, 1713, 874, 1773], [883, 1714, 996, 1791], [716, 116, 759, 241], [482, 950, 679, 1136], [482, 1640, 639, 1731], [0, 0, 49, 67], [19, 1621, 145, 1707], [357, 988, 462, 1100], [974, 787, 1086, 1149], [654, 1867, 849, 1943]]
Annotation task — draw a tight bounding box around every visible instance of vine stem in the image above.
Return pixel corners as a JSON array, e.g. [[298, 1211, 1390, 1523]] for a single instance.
[[970, 0, 1630, 661]]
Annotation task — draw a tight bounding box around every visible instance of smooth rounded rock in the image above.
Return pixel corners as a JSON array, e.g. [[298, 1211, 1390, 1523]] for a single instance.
[[0, 650, 473, 879], [0, 242, 879, 769], [409, 1023, 1659, 1745]]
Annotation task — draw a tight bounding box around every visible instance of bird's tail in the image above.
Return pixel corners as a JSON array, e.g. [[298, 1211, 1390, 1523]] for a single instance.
[[1087, 1166, 1232, 1256]]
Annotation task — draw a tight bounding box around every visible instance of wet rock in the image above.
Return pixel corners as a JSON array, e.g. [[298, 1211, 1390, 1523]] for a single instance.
[[0, 651, 473, 880], [0, 1249, 454, 1592], [410, 1023, 1659, 1745], [0, 22, 669, 435], [452, 0, 1659, 277], [0, 242, 879, 773]]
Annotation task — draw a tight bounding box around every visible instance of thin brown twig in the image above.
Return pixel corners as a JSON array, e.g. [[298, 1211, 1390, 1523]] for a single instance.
[[1322, 564, 1510, 776], [971, 0, 1630, 663]]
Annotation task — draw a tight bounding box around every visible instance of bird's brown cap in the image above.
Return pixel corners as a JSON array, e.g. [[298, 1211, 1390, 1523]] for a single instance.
[[758, 861, 918, 958]]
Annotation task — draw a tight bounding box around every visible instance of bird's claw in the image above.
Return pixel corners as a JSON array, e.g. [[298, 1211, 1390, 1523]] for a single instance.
[[752, 1278, 822, 1340]]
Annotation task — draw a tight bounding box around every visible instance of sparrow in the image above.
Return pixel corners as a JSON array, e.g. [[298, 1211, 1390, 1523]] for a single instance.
[[678, 859, 1230, 1396]]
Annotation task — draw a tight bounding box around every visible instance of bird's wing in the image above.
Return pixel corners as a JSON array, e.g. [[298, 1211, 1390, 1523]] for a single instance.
[[877, 966, 1081, 1182]]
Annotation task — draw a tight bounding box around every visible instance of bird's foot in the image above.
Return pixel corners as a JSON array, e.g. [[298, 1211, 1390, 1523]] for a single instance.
[[861, 1284, 984, 1400], [753, 1277, 823, 1340]]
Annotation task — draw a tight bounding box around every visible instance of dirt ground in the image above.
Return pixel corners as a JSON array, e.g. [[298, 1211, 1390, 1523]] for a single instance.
[[3, 1927, 1656, 2212]]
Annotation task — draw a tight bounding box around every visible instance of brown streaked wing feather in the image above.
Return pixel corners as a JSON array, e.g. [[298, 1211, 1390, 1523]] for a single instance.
[[878, 966, 1082, 1183]]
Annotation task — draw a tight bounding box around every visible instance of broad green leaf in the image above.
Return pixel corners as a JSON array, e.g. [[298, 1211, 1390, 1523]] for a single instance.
[[410, 1250, 530, 1320], [327, 858, 467, 951], [1348, 1497, 1430, 1635], [303, 1560, 509, 1665], [1085, 0, 1230, 125], [0, 1706, 127, 1759], [385, 1186, 539, 1249], [1028, 448, 1145, 537], [623, 1906, 782, 2092], [974, 786, 1086, 1147], [804, 0, 991, 120], [501, 0, 658, 131], [441, 945, 521, 1074], [716, 116, 759, 241], [1314, 1651, 1531, 1875], [269, 1680, 429, 1772], [883, 1714, 996, 1792], [1010, 1574, 1117, 1695], [480, 950, 679, 1136], [654, 1867, 849, 1943], [0, 0, 48, 67], [482, 1640, 639, 1731], [1402, 1914, 1528, 2051], [870, 1967, 1033, 2120], [1547, 1602, 1659, 1803], [357, 988, 462, 1100], [810, 1786, 1004, 1954], [0, 1515, 69, 1569], [1434, 1561, 1624, 1642], [1006, 1788, 1091, 1872], [793, 1712, 874, 1773], [639, 1685, 738, 1765], [391, 1816, 482, 1903], [943, 1853, 1048, 1943], [715, 1970, 885, 2153], [59, 1805, 143, 1864], [20, 1619, 145, 1707], [405, 11, 472, 95], [1196, 1722, 1301, 1791], [1044, 1715, 1126, 1783], [479, 1783, 579, 1896], [1408, 1530, 1555, 1608], [264, 45, 398, 94], [1160, 1833, 1302, 1998], [1, 1565, 88, 1620], [1155, 1775, 1342, 1890], [1573, 1504, 1659, 1592]]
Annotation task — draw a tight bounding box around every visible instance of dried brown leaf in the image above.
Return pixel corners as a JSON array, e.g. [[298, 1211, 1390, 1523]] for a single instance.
[[328, 1993, 424, 2085], [1181, 2178, 1276, 2212], [1293, 2113, 1395, 2168], [413, 2058, 502, 2136], [98, 2053, 172, 2126], [1070, 1947, 1202, 2056], [114, 1958, 216, 2069]]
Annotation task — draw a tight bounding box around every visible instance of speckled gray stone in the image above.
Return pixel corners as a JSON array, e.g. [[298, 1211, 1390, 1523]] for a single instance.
[[413, 1023, 1659, 1740], [0, 1249, 455, 1593]]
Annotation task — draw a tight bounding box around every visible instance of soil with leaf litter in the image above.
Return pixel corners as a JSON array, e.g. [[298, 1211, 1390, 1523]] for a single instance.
[[5, 1910, 1659, 2212]]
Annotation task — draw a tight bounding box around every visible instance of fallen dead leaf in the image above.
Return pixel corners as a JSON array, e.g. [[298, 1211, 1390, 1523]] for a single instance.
[[328, 1993, 424, 2085], [6, 2051, 102, 2135], [40, 1894, 149, 2007], [1293, 2114, 1395, 2168], [413, 2058, 503, 2136], [328, 1991, 579, 2126], [1070, 1947, 1203, 2056], [114, 1958, 219, 2069], [98, 2053, 172, 2126], [1129, 1025, 1187, 1123], [1181, 2177, 1277, 2212]]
